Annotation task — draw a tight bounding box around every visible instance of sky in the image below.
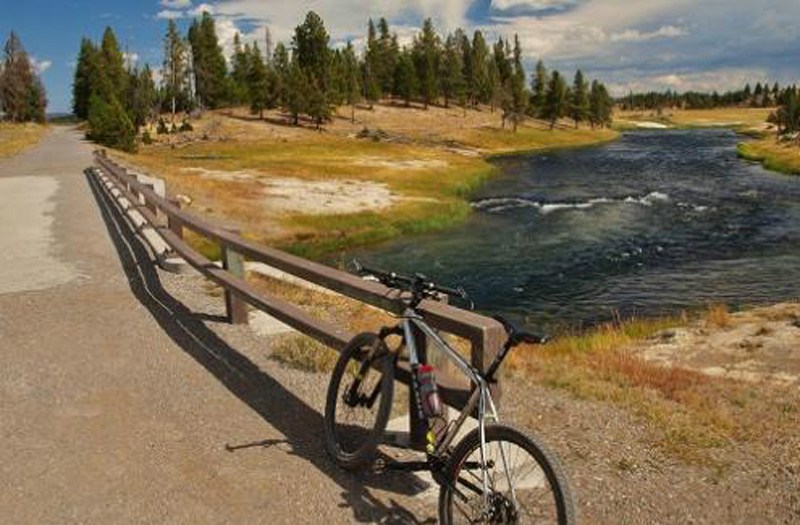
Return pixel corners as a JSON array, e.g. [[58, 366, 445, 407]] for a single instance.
[[2, 0, 798, 113]]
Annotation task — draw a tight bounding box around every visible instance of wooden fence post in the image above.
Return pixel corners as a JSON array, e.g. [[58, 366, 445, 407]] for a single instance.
[[222, 237, 248, 325], [167, 199, 183, 240]]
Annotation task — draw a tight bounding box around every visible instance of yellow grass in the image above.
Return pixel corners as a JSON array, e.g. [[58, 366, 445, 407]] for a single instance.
[[506, 310, 799, 463], [738, 138, 800, 175], [617, 107, 773, 127], [118, 104, 617, 258], [0, 123, 47, 157]]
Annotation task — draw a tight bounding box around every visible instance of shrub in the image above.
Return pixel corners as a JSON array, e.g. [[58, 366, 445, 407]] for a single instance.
[[171, 123, 179, 134], [87, 94, 136, 152], [157, 118, 169, 134], [141, 130, 152, 145], [179, 120, 194, 132]]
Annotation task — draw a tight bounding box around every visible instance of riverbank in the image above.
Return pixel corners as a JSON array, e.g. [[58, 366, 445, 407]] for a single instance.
[[0, 123, 48, 158], [115, 104, 617, 259], [738, 139, 800, 175]]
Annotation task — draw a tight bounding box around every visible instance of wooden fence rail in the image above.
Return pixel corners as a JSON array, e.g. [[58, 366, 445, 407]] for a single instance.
[[92, 151, 506, 447]]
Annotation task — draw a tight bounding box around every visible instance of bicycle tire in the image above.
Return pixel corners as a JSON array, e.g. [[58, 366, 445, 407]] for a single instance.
[[324, 332, 395, 470], [439, 424, 576, 525]]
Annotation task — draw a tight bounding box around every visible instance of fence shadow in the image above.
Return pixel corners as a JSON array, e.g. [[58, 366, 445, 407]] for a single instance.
[[85, 169, 435, 525]]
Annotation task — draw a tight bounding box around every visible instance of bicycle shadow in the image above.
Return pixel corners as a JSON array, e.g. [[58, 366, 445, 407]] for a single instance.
[[85, 170, 435, 525]]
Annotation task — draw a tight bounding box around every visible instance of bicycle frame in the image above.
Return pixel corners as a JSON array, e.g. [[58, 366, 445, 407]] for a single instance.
[[399, 307, 516, 505]]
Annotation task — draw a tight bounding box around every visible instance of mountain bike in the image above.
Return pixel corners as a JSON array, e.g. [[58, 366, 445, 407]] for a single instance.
[[324, 261, 575, 525]]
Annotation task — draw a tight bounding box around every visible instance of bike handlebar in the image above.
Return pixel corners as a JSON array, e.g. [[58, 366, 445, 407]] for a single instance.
[[353, 260, 468, 301]]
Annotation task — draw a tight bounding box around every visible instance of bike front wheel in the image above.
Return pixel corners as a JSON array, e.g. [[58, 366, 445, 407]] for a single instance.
[[439, 425, 575, 525], [324, 332, 395, 470]]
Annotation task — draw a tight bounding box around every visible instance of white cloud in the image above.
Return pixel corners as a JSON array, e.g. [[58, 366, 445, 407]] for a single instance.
[[610, 25, 688, 43], [490, 0, 579, 13], [123, 52, 139, 68], [160, 0, 192, 8], [157, 9, 184, 19], [607, 68, 773, 96], [29, 57, 52, 74], [188, 3, 215, 16]]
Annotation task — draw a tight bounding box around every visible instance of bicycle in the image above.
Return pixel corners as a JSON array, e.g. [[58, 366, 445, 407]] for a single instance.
[[324, 261, 575, 525]]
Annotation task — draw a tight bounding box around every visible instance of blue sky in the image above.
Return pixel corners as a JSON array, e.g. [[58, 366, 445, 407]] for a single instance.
[[3, 0, 798, 113]]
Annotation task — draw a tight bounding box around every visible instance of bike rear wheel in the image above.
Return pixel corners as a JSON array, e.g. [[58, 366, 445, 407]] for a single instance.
[[439, 425, 575, 525], [324, 332, 395, 470]]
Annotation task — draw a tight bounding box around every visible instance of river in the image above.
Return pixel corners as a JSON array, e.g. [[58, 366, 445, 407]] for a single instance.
[[346, 129, 800, 329]]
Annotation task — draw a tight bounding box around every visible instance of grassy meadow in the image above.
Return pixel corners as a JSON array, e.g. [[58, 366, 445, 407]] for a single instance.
[[117, 103, 618, 259], [0, 123, 47, 157]]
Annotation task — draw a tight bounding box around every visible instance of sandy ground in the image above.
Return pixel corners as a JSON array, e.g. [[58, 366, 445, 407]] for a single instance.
[[637, 303, 800, 387], [181, 166, 399, 216]]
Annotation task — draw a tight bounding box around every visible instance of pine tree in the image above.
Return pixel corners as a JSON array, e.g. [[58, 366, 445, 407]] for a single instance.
[[247, 42, 272, 119], [188, 11, 229, 109], [440, 34, 464, 109], [392, 49, 416, 107], [569, 70, 589, 128], [362, 59, 380, 109], [88, 94, 136, 152], [413, 18, 440, 109], [544, 70, 567, 129], [231, 33, 251, 105], [293, 11, 331, 90], [589, 80, 613, 128], [100, 27, 127, 102], [162, 19, 191, 118], [377, 18, 397, 96], [470, 31, 490, 106], [72, 38, 96, 119], [1, 32, 46, 122], [531, 60, 548, 118], [272, 42, 290, 107], [284, 59, 307, 125], [342, 42, 361, 122], [126, 65, 158, 130], [505, 34, 526, 131]]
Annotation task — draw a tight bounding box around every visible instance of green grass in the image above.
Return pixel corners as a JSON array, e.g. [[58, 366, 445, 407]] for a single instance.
[[738, 140, 800, 175]]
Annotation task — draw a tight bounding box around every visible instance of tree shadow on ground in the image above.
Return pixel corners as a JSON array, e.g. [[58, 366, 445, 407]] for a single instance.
[[85, 169, 435, 525]]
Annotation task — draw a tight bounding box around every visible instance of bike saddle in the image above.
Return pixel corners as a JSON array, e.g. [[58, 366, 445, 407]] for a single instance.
[[492, 315, 548, 347]]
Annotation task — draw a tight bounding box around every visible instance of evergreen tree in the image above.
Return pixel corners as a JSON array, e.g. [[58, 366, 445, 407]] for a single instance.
[[377, 18, 398, 96], [362, 58, 380, 109], [248, 42, 273, 119], [188, 11, 229, 109], [341, 42, 361, 122], [231, 33, 251, 105], [272, 42, 290, 107], [126, 65, 158, 130], [72, 38, 96, 119], [589, 80, 613, 128], [1, 32, 46, 122], [440, 34, 464, 109], [531, 60, 548, 118], [412, 18, 440, 109], [162, 19, 191, 117], [87, 94, 136, 152], [470, 31, 490, 106], [100, 27, 127, 102], [505, 34, 526, 131], [284, 59, 307, 125], [293, 11, 331, 90], [569, 70, 589, 128], [544, 70, 567, 129], [393, 49, 417, 107]]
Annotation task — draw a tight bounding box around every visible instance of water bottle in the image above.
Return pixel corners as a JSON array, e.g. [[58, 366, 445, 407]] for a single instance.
[[417, 364, 442, 418]]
